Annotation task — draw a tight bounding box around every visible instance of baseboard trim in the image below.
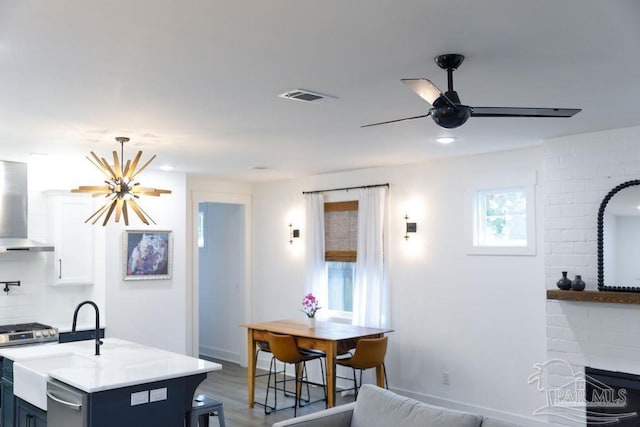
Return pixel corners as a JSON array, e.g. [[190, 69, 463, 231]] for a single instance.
[[199, 345, 240, 363]]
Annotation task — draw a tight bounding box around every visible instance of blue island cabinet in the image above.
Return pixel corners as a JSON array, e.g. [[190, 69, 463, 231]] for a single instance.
[[16, 399, 46, 427], [2, 358, 15, 427], [47, 374, 206, 427]]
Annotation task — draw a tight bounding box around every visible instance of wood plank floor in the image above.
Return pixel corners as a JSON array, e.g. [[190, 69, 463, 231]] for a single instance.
[[194, 358, 353, 427]]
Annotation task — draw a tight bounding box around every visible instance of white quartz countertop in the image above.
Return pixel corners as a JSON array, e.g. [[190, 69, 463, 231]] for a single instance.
[[1, 338, 221, 394]]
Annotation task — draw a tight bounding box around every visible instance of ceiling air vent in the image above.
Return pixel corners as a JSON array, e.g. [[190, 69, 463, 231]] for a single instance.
[[278, 89, 337, 104]]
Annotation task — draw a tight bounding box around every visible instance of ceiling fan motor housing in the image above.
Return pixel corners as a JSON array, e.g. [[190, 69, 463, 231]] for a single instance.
[[431, 105, 471, 128], [431, 91, 471, 128]]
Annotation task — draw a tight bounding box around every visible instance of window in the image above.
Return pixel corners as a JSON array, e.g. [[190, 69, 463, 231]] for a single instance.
[[327, 261, 355, 312], [474, 187, 527, 247], [198, 210, 205, 248], [467, 170, 536, 256], [324, 201, 358, 314]]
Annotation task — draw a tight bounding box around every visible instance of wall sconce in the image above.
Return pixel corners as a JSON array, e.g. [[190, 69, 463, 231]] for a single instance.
[[404, 215, 417, 240], [289, 223, 300, 244]]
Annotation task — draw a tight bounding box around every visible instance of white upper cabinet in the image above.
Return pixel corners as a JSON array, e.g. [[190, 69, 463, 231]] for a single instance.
[[45, 192, 94, 285]]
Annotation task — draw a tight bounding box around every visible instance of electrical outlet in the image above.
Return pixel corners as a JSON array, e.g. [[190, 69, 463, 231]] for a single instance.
[[442, 371, 450, 385]]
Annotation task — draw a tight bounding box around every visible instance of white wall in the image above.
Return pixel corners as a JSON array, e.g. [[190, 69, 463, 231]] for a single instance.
[[102, 170, 188, 353], [251, 147, 547, 426], [544, 125, 640, 426]]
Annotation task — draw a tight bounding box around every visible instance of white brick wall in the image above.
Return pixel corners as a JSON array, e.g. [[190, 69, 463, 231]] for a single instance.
[[543, 126, 640, 426]]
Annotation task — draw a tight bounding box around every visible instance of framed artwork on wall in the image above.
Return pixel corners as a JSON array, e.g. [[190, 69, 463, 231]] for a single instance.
[[123, 230, 173, 280]]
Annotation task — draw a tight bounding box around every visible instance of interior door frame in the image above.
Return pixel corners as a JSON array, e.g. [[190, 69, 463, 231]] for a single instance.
[[188, 191, 251, 366]]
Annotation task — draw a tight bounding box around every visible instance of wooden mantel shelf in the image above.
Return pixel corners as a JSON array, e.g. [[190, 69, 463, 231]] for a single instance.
[[547, 289, 640, 305]]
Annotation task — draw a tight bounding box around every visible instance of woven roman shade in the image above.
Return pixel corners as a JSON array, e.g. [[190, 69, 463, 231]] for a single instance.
[[324, 201, 358, 262]]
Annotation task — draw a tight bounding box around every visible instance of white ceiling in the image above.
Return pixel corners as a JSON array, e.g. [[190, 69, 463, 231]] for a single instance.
[[1, 0, 639, 182]]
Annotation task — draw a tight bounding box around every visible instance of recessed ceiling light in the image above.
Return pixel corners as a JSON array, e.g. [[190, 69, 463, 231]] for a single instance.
[[160, 164, 174, 171], [435, 136, 456, 144], [251, 166, 271, 170]]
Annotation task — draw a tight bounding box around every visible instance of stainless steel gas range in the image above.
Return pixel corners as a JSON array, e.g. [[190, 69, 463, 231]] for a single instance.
[[0, 322, 59, 347]]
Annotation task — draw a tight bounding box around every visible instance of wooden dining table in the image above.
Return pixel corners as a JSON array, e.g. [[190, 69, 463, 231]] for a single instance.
[[241, 318, 393, 408]]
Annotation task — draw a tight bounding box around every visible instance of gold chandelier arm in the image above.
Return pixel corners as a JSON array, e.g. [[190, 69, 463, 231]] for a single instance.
[[113, 151, 123, 179], [85, 196, 117, 224], [125, 151, 143, 179], [130, 187, 172, 196], [122, 200, 130, 226], [89, 152, 116, 179], [72, 185, 111, 192], [123, 160, 131, 178], [130, 154, 157, 180], [128, 198, 154, 225], [86, 155, 112, 178], [99, 156, 118, 179], [115, 198, 124, 223], [102, 199, 118, 226]]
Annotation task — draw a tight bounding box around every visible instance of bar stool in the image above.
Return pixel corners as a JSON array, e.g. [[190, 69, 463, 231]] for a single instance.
[[188, 394, 226, 427], [254, 340, 294, 413], [336, 336, 388, 399], [265, 332, 327, 417]]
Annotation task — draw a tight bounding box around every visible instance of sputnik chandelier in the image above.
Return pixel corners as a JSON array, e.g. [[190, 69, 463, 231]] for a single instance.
[[72, 136, 171, 226]]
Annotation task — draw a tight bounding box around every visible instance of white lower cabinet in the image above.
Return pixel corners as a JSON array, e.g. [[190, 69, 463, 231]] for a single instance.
[[45, 192, 94, 286]]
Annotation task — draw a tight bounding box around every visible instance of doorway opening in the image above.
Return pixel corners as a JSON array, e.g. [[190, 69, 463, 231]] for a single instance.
[[192, 193, 250, 365]]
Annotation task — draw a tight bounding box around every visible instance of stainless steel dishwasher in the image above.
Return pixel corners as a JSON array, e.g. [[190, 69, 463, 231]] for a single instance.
[[46, 379, 88, 427]]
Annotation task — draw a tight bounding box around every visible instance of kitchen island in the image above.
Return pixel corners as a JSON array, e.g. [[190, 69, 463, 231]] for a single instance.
[[0, 338, 221, 427]]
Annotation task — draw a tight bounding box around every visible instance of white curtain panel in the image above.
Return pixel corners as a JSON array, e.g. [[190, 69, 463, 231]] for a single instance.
[[352, 186, 390, 328], [305, 193, 328, 318]]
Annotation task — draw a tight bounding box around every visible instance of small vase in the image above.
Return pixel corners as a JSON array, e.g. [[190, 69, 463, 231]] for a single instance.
[[556, 271, 572, 290], [307, 317, 316, 329], [571, 275, 586, 291]]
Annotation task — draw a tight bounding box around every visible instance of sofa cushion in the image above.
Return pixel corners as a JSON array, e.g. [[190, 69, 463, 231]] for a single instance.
[[351, 385, 483, 427]]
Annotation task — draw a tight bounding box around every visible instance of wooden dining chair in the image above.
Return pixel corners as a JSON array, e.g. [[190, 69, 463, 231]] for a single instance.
[[336, 336, 388, 399], [265, 332, 327, 416]]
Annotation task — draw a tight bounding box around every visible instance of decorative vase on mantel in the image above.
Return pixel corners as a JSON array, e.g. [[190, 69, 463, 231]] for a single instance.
[[571, 275, 586, 291], [556, 271, 572, 290], [307, 317, 316, 329]]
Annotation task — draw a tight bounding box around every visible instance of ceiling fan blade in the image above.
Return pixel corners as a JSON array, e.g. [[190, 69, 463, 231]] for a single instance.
[[471, 107, 581, 118], [401, 79, 443, 105], [361, 113, 431, 128]]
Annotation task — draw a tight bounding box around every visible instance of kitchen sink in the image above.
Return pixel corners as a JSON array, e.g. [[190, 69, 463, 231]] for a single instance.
[[13, 353, 98, 410]]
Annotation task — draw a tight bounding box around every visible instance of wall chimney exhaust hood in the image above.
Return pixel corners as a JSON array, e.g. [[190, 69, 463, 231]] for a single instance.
[[0, 160, 54, 252]]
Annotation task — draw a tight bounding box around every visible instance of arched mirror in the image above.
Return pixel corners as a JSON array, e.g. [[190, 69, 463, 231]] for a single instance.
[[598, 180, 640, 291]]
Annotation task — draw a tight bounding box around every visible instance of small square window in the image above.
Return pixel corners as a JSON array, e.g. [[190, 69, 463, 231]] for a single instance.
[[474, 188, 527, 247], [467, 170, 536, 256]]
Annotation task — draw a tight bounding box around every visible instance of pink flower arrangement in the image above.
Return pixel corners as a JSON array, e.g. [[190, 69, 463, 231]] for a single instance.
[[301, 293, 321, 318]]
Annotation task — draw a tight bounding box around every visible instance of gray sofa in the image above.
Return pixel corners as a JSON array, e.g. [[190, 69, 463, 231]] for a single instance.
[[272, 384, 522, 427]]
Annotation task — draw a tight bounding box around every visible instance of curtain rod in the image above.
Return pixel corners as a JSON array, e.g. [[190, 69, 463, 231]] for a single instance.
[[302, 183, 389, 195]]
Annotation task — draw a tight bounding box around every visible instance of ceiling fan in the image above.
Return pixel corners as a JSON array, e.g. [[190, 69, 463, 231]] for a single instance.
[[362, 53, 581, 129]]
